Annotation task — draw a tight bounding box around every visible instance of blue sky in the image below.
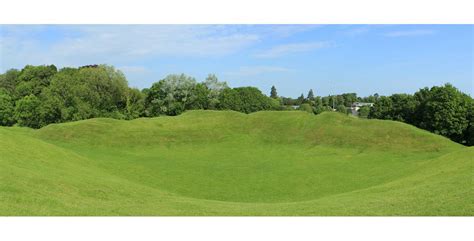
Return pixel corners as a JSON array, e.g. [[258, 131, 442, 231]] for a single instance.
[[0, 25, 472, 97]]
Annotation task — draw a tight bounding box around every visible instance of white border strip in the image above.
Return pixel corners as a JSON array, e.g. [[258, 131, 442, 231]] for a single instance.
[[0, 0, 473, 23], [0, 217, 473, 241]]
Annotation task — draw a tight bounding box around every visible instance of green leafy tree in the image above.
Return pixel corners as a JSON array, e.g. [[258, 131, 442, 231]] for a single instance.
[[188, 83, 210, 110], [145, 74, 198, 116], [465, 101, 474, 146], [296, 94, 305, 105], [270, 85, 278, 99], [218, 87, 276, 113], [321, 96, 331, 108], [15, 65, 57, 98], [307, 89, 315, 101], [341, 93, 357, 107], [77, 65, 129, 114], [203, 74, 228, 109], [336, 104, 348, 114], [389, 94, 417, 122], [413, 83, 471, 143], [42, 65, 130, 122], [335, 95, 345, 107], [312, 97, 327, 114], [281, 97, 296, 106], [125, 88, 145, 119], [0, 69, 20, 96], [0, 89, 15, 126], [14, 94, 42, 128], [358, 106, 371, 118], [369, 96, 393, 119], [47, 67, 93, 121], [38, 88, 63, 126]]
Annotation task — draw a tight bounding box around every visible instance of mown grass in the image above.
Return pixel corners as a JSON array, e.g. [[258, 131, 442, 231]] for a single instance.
[[0, 111, 471, 215]]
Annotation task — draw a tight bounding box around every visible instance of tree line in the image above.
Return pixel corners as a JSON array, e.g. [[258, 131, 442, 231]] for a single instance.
[[0, 64, 472, 146], [0, 64, 279, 128]]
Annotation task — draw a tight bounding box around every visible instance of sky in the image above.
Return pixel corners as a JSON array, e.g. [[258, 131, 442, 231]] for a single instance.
[[0, 24, 472, 97]]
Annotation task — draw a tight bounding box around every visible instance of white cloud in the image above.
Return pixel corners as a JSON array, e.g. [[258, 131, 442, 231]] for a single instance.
[[384, 30, 436, 37], [0, 25, 324, 71], [254, 41, 332, 58], [0, 25, 262, 71], [53, 25, 261, 59], [225, 66, 292, 76]]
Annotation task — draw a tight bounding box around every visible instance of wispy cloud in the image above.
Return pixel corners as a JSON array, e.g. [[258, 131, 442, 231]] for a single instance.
[[1, 25, 262, 70], [384, 30, 436, 37], [254, 41, 332, 58], [263, 25, 321, 37], [52, 25, 261, 58], [1, 25, 329, 71], [225, 66, 292, 76], [118, 65, 149, 74]]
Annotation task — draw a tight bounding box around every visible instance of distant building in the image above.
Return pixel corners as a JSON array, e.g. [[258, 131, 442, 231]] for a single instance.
[[350, 102, 374, 116]]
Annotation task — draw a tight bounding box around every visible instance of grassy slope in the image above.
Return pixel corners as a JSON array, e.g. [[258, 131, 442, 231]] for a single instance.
[[0, 111, 471, 215]]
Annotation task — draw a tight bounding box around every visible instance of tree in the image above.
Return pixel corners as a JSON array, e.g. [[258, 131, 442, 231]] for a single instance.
[[270, 85, 278, 99], [14, 94, 42, 128], [203, 74, 228, 109], [362, 94, 377, 103], [341, 93, 357, 107], [296, 94, 305, 105], [188, 83, 210, 110], [45, 65, 130, 122], [336, 104, 348, 114], [218, 87, 277, 113], [0, 69, 20, 96], [77, 65, 129, 114], [321, 96, 331, 108], [389, 94, 417, 122], [335, 95, 345, 107], [281, 97, 296, 106], [47, 67, 94, 121], [38, 88, 63, 126], [307, 89, 315, 101], [358, 106, 371, 118], [465, 101, 474, 146], [312, 97, 327, 114], [413, 83, 471, 143], [125, 88, 145, 119], [145, 74, 198, 116], [15, 65, 57, 98], [0, 89, 15, 126], [369, 96, 393, 119]]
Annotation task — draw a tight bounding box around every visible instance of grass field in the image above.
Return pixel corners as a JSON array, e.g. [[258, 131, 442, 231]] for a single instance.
[[0, 111, 472, 215]]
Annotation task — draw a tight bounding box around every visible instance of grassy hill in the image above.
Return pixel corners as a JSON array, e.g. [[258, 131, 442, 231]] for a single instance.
[[0, 111, 472, 215]]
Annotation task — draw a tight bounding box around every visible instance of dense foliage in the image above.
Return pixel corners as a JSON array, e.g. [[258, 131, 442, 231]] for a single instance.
[[0, 64, 472, 145], [368, 84, 474, 145], [219, 87, 280, 113]]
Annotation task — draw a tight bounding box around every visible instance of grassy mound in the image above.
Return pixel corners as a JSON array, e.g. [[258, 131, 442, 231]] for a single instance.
[[0, 111, 471, 215]]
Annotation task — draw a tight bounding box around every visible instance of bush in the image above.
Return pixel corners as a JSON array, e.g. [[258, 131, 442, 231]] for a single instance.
[[298, 103, 313, 113]]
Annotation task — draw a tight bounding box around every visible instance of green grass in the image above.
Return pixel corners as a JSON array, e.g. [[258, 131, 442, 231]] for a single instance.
[[0, 111, 472, 215]]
